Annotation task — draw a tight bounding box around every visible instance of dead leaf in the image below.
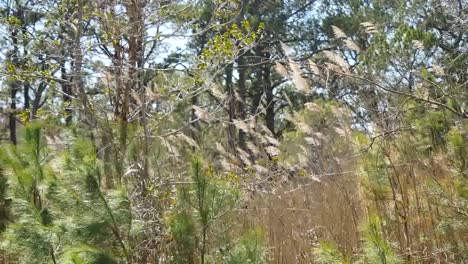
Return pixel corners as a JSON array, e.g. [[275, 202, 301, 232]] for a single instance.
[[192, 105, 211, 122]]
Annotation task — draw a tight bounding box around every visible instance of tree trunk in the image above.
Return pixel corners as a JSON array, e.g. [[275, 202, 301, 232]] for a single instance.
[[250, 57, 263, 117], [126, 0, 147, 189], [9, 87, 18, 145], [60, 44, 73, 125], [9, 28, 19, 145], [225, 64, 237, 151], [263, 61, 275, 135], [236, 54, 247, 147], [73, 0, 92, 122]]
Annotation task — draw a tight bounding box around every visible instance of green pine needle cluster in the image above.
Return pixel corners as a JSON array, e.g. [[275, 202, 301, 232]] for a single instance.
[[0, 123, 134, 264], [168, 156, 265, 264]]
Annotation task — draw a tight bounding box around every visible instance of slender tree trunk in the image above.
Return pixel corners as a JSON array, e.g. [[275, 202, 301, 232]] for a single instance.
[[111, 26, 125, 186], [191, 95, 200, 140], [126, 0, 147, 190], [236, 0, 248, 147], [9, 86, 18, 145], [225, 64, 237, 151], [23, 82, 30, 111], [263, 61, 275, 135], [250, 59, 263, 117], [21, 18, 30, 118], [30, 82, 47, 120], [9, 28, 19, 145], [236, 54, 247, 147], [73, 0, 91, 121], [60, 46, 73, 125]]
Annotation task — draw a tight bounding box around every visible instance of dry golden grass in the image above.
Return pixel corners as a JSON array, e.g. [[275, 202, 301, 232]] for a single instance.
[[240, 172, 363, 263], [239, 157, 467, 263]]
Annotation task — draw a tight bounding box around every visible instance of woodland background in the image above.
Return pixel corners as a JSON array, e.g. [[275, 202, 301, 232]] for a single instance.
[[0, 0, 466, 263]]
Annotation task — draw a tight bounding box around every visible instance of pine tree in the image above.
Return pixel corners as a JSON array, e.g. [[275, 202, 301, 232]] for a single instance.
[[168, 155, 265, 263], [0, 123, 135, 263]]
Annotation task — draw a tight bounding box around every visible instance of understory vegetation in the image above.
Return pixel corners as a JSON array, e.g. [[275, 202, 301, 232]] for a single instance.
[[0, 0, 466, 263]]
